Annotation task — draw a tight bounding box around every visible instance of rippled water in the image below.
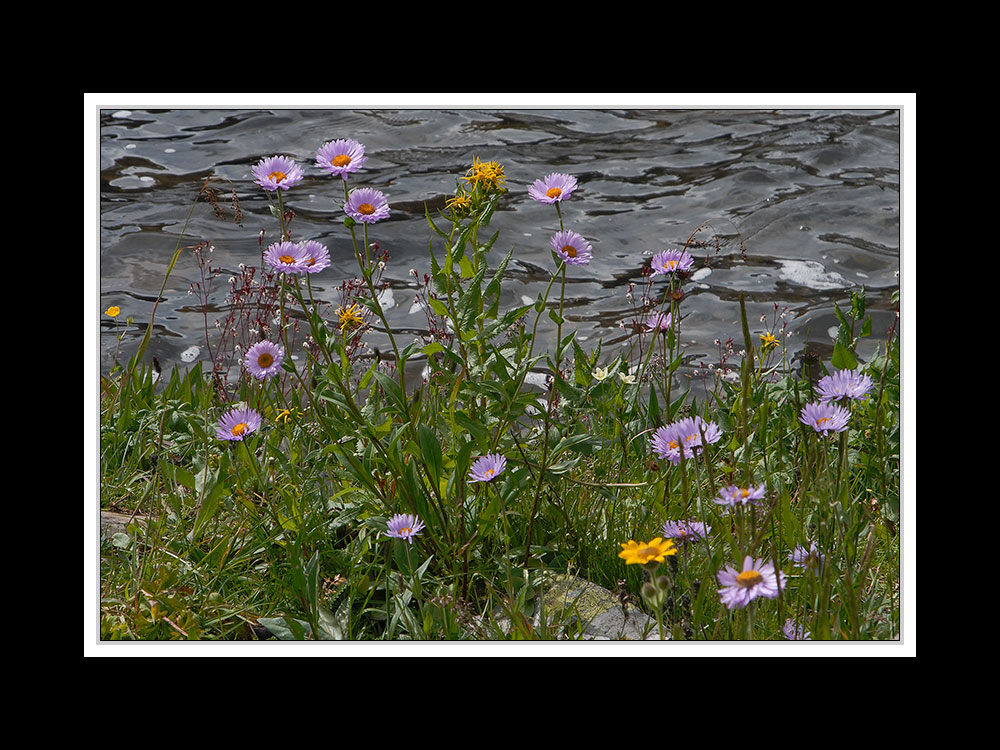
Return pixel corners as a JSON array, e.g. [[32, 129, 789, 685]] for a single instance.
[[99, 108, 900, 382]]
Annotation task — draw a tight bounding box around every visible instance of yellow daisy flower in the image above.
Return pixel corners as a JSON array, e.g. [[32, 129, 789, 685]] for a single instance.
[[618, 537, 677, 566], [760, 332, 780, 350]]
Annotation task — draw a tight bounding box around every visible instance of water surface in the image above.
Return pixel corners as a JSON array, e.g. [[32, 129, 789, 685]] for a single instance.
[[99, 108, 900, 383]]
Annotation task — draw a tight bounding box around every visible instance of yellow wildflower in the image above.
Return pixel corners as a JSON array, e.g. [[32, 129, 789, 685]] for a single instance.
[[105, 306, 121, 318], [462, 157, 506, 191], [618, 537, 677, 566], [336, 303, 366, 333], [760, 332, 780, 350], [445, 192, 473, 214], [275, 408, 303, 424]]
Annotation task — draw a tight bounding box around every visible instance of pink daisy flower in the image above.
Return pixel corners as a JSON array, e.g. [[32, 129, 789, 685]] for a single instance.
[[717, 555, 786, 610]]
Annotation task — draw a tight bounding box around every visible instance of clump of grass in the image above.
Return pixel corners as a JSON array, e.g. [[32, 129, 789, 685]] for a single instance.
[[99, 142, 901, 642]]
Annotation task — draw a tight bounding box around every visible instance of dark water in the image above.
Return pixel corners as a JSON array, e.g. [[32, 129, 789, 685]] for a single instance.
[[98, 108, 900, 383]]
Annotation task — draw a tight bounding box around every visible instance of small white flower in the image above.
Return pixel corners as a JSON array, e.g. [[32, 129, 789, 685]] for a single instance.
[[592, 366, 610, 382], [618, 372, 637, 385]]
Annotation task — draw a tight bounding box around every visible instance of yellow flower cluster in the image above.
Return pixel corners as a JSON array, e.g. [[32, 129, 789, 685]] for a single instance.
[[462, 157, 506, 191]]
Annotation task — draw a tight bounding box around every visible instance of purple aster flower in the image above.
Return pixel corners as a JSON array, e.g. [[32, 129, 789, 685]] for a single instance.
[[244, 340, 284, 380], [315, 138, 368, 180], [468, 453, 506, 483], [799, 401, 851, 436], [528, 172, 578, 204], [717, 555, 786, 610], [251, 155, 305, 192], [790, 541, 826, 572], [816, 369, 874, 403], [645, 311, 673, 332], [714, 483, 767, 508], [661, 519, 711, 543], [215, 407, 263, 442], [549, 230, 593, 266], [383, 513, 426, 544], [649, 415, 722, 465], [782, 619, 811, 640], [264, 241, 310, 275], [298, 240, 331, 274], [345, 187, 390, 224], [650, 249, 695, 277]]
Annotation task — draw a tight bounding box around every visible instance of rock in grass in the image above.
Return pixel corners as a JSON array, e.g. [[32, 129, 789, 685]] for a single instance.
[[100, 511, 146, 540], [484, 574, 665, 640]]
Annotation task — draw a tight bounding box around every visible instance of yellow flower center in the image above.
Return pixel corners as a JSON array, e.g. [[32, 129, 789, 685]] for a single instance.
[[736, 570, 763, 588], [741, 488, 750, 498], [232, 422, 249, 437], [666, 260, 677, 270], [668, 439, 679, 450], [279, 254, 296, 265], [399, 527, 411, 535], [257, 352, 274, 368], [546, 187, 562, 199], [332, 154, 351, 167], [358, 203, 375, 215], [484, 468, 494, 478], [816, 417, 830, 427], [561, 245, 577, 258], [268, 171, 287, 183], [636, 546, 660, 561]]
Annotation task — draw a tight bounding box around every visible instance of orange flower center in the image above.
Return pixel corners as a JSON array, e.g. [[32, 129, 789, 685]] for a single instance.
[[740, 488, 750, 498], [666, 260, 678, 270], [816, 417, 830, 427], [332, 154, 351, 167], [546, 187, 562, 199], [268, 171, 287, 183], [257, 353, 274, 368], [636, 546, 660, 561], [736, 570, 763, 588], [279, 254, 296, 265], [232, 422, 249, 437], [562, 245, 577, 258], [399, 527, 411, 535], [358, 203, 375, 215]]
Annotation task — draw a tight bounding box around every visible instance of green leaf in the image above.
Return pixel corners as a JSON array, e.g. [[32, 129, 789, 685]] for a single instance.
[[371, 371, 408, 415], [192, 473, 228, 539], [832, 341, 858, 370], [257, 616, 311, 641], [418, 424, 443, 487]]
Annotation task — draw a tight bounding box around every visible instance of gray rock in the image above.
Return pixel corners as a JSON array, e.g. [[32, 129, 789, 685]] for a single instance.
[[482, 573, 667, 640]]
